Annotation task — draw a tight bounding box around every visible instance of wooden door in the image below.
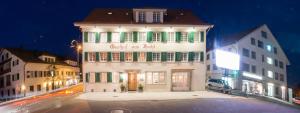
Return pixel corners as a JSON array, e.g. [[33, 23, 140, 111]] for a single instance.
[[128, 73, 137, 91]]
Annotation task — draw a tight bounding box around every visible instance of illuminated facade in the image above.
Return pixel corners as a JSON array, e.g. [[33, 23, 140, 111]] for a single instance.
[[207, 24, 290, 100], [75, 8, 213, 92], [0, 48, 79, 100]]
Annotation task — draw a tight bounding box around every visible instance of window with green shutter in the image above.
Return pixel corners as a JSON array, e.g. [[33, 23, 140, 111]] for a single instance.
[[188, 32, 194, 43], [120, 52, 125, 61], [175, 52, 182, 61], [107, 72, 112, 83], [107, 32, 112, 43], [147, 32, 153, 42], [95, 52, 100, 61], [146, 52, 152, 61], [95, 73, 100, 83], [84, 52, 88, 61], [120, 32, 125, 43], [161, 32, 167, 43], [133, 31, 138, 43], [188, 52, 195, 61], [161, 52, 167, 62], [133, 52, 138, 61], [175, 32, 181, 43], [85, 73, 89, 83], [84, 32, 88, 42], [95, 32, 100, 43], [200, 51, 204, 62], [107, 52, 112, 61], [200, 31, 205, 42]]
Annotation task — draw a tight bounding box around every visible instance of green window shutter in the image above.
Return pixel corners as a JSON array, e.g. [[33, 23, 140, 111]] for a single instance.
[[133, 52, 138, 61], [175, 52, 182, 61], [146, 52, 152, 61], [120, 32, 125, 43], [95, 52, 100, 61], [107, 32, 112, 43], [95, 32, 100, 43], [200, 51, 204, 62], [161, 32, 167, 43], [120, 52, 125, 61], [107, 52, 112, 61], [200, 31, 205, 42], [95, 73, 100, 83], [188, 32, 195, 43], [175, 32, 181, 43], [147, 32, 153, 42], [84, 32, 88, 42], [133, 31, 138, 43], [188, 52, 195, 61], [161, 52, 167, 62], [84, 52, 88, 61], [85, 73, 89, 83], [107, 72, 112, 83]]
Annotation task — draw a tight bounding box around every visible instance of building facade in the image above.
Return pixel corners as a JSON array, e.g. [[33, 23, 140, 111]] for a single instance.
[[207, 25, 290, 100], [0, 48, 80, 100], [75, 8, 213, 92]]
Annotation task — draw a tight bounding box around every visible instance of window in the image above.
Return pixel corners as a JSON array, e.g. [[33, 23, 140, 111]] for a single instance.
[[138, 32, 146, 42], [274, 47, 278, 54], [124, 32, 133, 42], [181, 32, 188, 42], [138, 52, 146, 62], [6, 75, 11, 86], [207, 54, 210, 60], [153, 12, 160, 23], [182, 53, 188, 62], [112, 53, 120, 62], [275, 87, 279, 95], [107, 72, 112, 83], [30, 85, 34, 92], [100, 32, 107, 43], [138, 12, 145, 22], [88, 52, 96, 62], [194, 32, 200, 42], [152, 52, 161, 62], [262, 54, 265, 62], [242, 63, 250, 72], [112, 32, 120, 42], [167, 53, 175, 62], [88, 32, 96, 43], [267, 71, 273, 78], [275, 72, 279, 80], [207, 65, 210, 71], [258, 40, 264, 48], [251, 65, 256, 73], [168, 32, 175, 42], [213, 64, 218, 70], [100, 52, 107, 62], [274, 59, 278, 67], [251, 51, 256, 59], [95, 73, 101, 83], [266, 45, 272, 52], [194, 52, 202, 61], [280, 74, 284, 81], [251, 38, 256, 45], [125, 52, 133, 62], [267, 57, 273, 64], [261, 31, 267, 38], [242, 48, 250, 57], [152, 32, 161, 42], [37, 84, 41, 91], [279, 61, 284, 69], [262, 68, 265, 76], [146, 72, 166, 84]]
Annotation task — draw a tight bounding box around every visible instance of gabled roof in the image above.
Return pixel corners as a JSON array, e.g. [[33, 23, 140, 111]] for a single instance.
[[2, 48, 77, 67], [75, 8, 211, 25]]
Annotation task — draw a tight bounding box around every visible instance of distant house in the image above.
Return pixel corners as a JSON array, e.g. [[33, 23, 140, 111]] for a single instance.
[[0, 48, 80, 100], [207, 24, 290, 100]]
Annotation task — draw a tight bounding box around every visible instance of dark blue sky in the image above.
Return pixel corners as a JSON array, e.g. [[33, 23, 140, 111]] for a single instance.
[[1, 0, 300, 87]]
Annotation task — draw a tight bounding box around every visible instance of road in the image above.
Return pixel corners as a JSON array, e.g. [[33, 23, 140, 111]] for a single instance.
[[1, 85, 300, 113]]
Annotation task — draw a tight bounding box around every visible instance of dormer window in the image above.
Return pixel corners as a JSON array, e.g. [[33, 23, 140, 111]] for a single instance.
[[153, 12, 160, 23], [138, 12, 145, 23]]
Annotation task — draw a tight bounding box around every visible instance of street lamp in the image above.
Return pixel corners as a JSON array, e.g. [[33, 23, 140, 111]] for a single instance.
[[71, 40, 82, 82], [21, 84, 26, 97]]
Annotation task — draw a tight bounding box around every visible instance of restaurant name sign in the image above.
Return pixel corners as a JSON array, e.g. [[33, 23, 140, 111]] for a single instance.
[[110, 44, 156, 50]]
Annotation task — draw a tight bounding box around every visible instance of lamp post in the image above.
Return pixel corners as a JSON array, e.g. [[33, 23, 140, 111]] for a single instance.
[[71, 40, 82, 82]]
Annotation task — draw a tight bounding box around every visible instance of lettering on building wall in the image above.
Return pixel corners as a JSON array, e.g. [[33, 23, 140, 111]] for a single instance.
[[110, 44, 155, 50]]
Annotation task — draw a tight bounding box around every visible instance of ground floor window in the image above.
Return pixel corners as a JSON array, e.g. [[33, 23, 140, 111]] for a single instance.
[[146, 72, 166, 84], [30, 85, 34, 92], [242, 80, 263, 95], [37, 84, 41, 91]]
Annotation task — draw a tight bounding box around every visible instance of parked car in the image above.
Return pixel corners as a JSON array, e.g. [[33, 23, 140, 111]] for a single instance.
[[293, 97, 300, 105], [206, 78, 232, 94]]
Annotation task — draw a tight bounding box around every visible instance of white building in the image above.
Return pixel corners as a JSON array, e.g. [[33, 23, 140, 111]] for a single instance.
[[207, 24, 290, 100], [74, 8, 213, 92], [0, 48, 80, 100]]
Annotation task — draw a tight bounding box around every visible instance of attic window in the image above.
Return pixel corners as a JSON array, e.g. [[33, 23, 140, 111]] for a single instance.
[[107, 12, 113, 15]]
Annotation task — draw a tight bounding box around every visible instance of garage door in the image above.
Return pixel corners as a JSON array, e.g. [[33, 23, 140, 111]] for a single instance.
[[172, 72, 191, 91]]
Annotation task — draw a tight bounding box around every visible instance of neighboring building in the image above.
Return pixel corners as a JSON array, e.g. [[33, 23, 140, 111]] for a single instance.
[[74, 8, 213, 92], [0, 48, 80, 100], [207, 24, 290, 100]]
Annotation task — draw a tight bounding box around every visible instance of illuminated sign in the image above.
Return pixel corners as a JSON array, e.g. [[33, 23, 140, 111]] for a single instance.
[[242, 72, 263, 80], [215, 49, 240, 70], [110, 44, 155, 50]]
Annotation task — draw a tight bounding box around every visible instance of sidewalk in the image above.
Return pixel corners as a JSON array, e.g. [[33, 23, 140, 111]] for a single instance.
[[76, 91, 243, 101]]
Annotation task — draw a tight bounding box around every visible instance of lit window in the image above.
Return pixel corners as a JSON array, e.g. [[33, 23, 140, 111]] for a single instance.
[[100, 52, 107, 62], [194, 52, 200, 61], [266, 45, 272, 52], [138, 52, 146, 62], [112, 53, 120, 62], [88, 52, 96, 62], [88, 32, 96, 43], [167, 52, 175, 62], [182, 53, 188, 62], [125, 52, 133, 62], [267, 57, 273, 64], [138, 32, 146, 42], [268, 71, 273, 78], [112, 32, 120, 42], [168, 32, 175, 42], [146, 72, 166, 84], [181, 32, 188, 42], [100, 33, 107, 43], [152, 52, 161, 62], [152, 32, 161, 42], [153, 12, 160, 23]]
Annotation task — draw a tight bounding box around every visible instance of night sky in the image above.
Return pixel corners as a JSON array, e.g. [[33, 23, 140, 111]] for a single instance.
[[1, 0, 299, 87]]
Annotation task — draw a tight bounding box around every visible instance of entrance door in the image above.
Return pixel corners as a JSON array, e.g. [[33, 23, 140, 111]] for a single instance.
[[281, 87, 286, 100], [267, 83, 274, 97], [128, 72, 137, 91], [172, 72, 190, 91]]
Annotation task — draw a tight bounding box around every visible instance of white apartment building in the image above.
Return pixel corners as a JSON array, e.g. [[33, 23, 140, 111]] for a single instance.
[[0, 48, 80, 100], [74, 8, 213, 92], [207, 24, 290, 100]]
